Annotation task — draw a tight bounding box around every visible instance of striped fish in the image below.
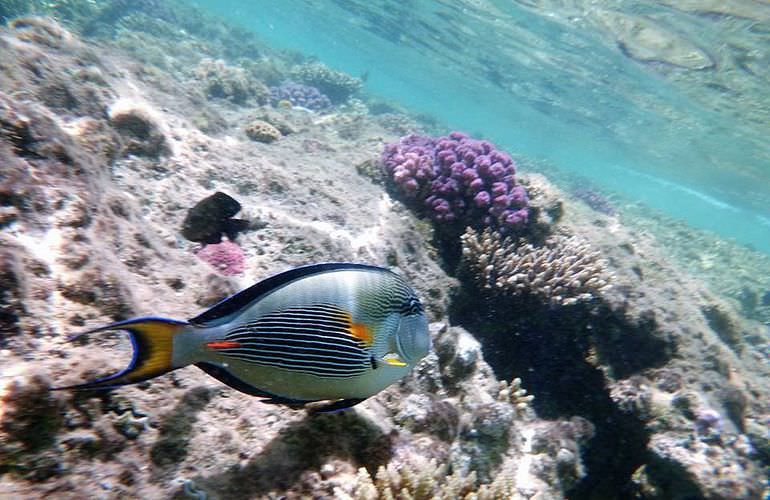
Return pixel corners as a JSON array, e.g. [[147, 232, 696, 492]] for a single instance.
[[55, 263, 430, 412]]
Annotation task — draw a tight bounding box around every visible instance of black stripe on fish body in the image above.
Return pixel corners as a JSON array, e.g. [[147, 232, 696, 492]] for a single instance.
[[214, 303, 375, 378], [223, 339, 369, 361], [218, 349, 367, 370], [220, 341, 369, 363], [226, 304, 372, 349], [216, 340, 370, 377], [233, 318, 355, 337], [226, 325, 366, 350], [217, 353, 368, 378], [190, 263, 397, 326]]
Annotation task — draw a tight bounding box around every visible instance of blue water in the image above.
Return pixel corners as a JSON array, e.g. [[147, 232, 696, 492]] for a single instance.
[[188, 0, 770, 253]]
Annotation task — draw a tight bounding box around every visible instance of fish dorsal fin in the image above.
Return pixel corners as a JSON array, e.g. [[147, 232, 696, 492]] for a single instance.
[[189, 262, 389, 326]]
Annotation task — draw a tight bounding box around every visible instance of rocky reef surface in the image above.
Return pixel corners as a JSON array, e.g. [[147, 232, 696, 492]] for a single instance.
[[0, 6, 769, 500]]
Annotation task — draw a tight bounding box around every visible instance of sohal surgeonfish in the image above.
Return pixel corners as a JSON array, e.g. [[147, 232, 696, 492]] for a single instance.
[[55, 263, 430, 412]]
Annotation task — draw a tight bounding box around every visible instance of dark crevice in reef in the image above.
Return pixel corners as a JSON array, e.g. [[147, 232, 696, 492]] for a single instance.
[[450, 290, 672, 499]]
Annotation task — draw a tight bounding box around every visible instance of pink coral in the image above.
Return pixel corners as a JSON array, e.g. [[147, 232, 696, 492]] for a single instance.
[[381, 132, 528, 232], [195, 240, 245, 276]]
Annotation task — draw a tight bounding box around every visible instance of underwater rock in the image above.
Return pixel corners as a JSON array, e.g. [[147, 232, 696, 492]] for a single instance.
[[569, 185, 615, 216], [150, 386, 214, 467], [394, 394, 460, 442], [194, 273, 240, 308], [0, 91, 90, 184], [291, 62, 362, 104], [194, 58, 269, 105], [700, 303, 744, 350], [244, 119, 282, 143], [434, 325, 482, 390], [108, 98, 169, 157], [66, 117, 122, 165], [0, 243, 26, 338], [641, 431, 765, 499], [657, 0, 770, 22], [593, 9, 714, 70], [252, 112, 296, 136], [57, 267, 135, 320], [0, 374, 66, 479], [8, 16, 76, 49], [181, 191, 250, 244]]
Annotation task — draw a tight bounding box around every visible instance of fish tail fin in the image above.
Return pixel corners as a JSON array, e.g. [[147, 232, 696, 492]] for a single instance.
[[53, 317, 188, 391]]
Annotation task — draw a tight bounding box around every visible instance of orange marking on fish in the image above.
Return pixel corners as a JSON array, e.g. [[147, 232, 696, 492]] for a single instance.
[[349, 322, 373, 346], [206, 341, 242, 349]]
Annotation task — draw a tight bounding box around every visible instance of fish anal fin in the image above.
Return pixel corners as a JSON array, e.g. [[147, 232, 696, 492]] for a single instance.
[[308, 398, 367, 414], [194, 362, 312, 407]]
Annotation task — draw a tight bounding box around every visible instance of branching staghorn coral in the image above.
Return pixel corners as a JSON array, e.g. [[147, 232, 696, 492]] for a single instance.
[[497, 378, 535, 415], [348, 456, 517, 500], [461, 228, 612, 307]]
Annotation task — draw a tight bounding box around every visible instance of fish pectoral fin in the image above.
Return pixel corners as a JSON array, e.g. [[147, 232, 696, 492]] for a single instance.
[[308, 398, 367, 414], [382, 352, 407, 367]]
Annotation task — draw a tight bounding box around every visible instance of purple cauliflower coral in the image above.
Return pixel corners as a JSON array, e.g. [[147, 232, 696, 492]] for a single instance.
[[269, 81, 332, 111], [196, 240, 246, 276], [381, 132, 529, 232]]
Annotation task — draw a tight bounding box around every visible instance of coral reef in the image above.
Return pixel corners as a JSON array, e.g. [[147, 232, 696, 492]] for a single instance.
[[108, 98, 169, 157], [1, 5, 769, 500], [381, 132, 529, 235], [291, 62, 362, 104], [460, 227, 612, 307], [347, 457, 482, 499], [244, 119, 281, 143], [269, 81, 332, 110], [194, 58, 269, 105], [195, 241, 246, 276], [0, 375, 65, 480]]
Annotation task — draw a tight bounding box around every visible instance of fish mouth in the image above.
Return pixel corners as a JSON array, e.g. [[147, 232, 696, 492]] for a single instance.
[[395, 314, 430, 362]]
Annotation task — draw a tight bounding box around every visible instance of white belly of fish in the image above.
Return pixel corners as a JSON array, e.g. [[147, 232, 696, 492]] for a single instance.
[[213, 357, 410, 401]]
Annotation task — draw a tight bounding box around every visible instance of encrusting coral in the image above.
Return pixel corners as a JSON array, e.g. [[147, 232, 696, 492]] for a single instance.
[[461, 227, 612, 307], [107, 98, 169, 158], [244, 119, 281, 143], [194, 58, 269, 105], [291, 62, 362, 104], [269, 81, 332, 110]]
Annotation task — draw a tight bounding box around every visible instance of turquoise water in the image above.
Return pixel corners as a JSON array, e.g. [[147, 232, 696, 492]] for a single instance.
[[189, 0, 770, 253]]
